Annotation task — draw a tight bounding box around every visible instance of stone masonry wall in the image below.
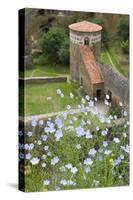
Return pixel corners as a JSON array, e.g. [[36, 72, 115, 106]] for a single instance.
[[99, 61, 129, 103]]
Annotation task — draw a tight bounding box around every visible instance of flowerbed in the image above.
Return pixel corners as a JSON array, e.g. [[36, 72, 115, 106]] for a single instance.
[[19, 90, 129, 192]]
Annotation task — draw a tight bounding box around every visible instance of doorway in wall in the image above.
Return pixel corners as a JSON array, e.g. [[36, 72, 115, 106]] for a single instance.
[[96, 89, 102, 100]]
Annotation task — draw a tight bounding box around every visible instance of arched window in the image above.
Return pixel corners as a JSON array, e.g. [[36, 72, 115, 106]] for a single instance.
[[84, 37, 89, 45]]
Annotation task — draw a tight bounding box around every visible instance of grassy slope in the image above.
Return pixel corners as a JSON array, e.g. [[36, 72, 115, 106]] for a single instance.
[[24, 82, 81, 116], [101, 47, 129, 78]]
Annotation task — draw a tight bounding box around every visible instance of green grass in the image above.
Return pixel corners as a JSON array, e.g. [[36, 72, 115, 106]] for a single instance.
[[19, 64, 69, 78], [101, 47, 129, 78], [22, 82, 81, 116]]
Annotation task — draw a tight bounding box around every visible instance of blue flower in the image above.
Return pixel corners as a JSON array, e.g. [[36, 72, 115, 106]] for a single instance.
[[31, 120, 37, 127], [55, 129, 63, 141], [25, 153, 32, 160], [51, 156, 59, 165], [75, 126, 85, 137], [103, 141, 108, 147], [98, 155, 103, 161], [88, 148, 97, 157], [71, 167, 78, 174], [44, 146, 49, 151], [84, 158, 93, 165], [55, 116, 63, 128]]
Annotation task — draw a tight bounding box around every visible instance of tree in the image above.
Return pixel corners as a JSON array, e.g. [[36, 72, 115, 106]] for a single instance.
[[92, 18, 109, 46], [58, 39, 69, 65], [117, 19, 129, 41], [40, 27, 68, 63]]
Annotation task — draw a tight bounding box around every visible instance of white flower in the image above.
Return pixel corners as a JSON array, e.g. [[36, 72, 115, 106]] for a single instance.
[[96, 127, 100, 131], [113, 137, 120, 144], [78, 104, 81, 109], [85, 95, 90, 101], [60, 93, 64, 98], [65, 163, 73, 169], [122, 132, 127, 138], [70, 93, 74, 99], [120, 154, 124, 159], [39, 120, 44, 125], [104, 99, 109, 106], [29, 143, 34, 150], [41, 163, 46, 168], [60, 179, 67, 186], [27, 131, 32, 137], [123, 111, 128, 117], [59, 166, 66, 172], [106, 94, 110, 100], [114, 115, 117, 120], [101, 130, 108, 136], [47, 152, 52, 157], [42, 154, 47, 159], [30, 157, 40, 165], [85, 130, 93, 139], [67, 105, 71, 110], [88, 148, 97, 157], [51, 156, 59, 165], [41, 135, 48, 141], [104, 150, 112, 155], [43, 180, 50, 185], [81, 98, 86, 104], [56, 89, 61, 95], [37, 140, 42, 145], [87, 120, 91, 125], [84, 158, 93, 165], [84, 166, 91, 173], [94, 97, 97, 101], [121, 145, 130, 153], [119, 102, 123, 106], [76, 144, 81, 149], [44, 146, 49, 151], [71, 167, 78, 174]]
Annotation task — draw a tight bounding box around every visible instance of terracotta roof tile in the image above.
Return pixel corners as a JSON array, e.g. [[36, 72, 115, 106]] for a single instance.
[[80, 46, 104, 84], [69, 21, 102, 32]]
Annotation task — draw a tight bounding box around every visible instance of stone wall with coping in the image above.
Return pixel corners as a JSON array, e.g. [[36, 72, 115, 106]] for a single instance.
[[19, 76, 68, 85], [99, 61, 129, 103]]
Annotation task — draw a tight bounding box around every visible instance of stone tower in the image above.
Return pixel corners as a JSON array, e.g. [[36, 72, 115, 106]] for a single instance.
[[69, 21, 104, 99]]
